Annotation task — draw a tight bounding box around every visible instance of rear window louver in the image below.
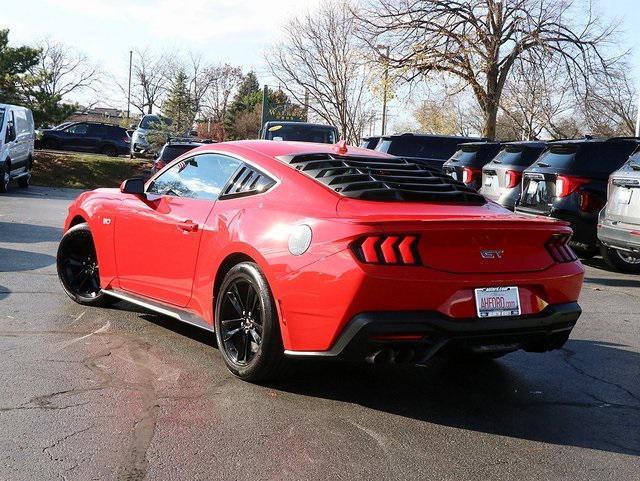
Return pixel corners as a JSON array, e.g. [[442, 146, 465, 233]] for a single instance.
[[220, 164, 276, 199], [277, 153, 485, 204]]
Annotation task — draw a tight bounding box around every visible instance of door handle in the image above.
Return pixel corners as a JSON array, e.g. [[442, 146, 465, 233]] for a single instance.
[[177, 220, 199, 233]]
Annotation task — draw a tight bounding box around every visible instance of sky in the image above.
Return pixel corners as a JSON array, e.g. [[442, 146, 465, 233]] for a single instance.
[[4, 0, 640, 131]]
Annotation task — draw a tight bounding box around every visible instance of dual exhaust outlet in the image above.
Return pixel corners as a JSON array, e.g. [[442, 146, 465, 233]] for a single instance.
[[366, 347, 416, 365]]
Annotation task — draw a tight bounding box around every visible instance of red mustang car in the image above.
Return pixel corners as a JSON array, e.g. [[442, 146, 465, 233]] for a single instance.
[[57, 140, 584, 381]]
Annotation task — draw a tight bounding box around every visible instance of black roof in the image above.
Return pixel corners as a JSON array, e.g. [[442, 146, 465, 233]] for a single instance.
[[263, 121, 337, 130], [277, 152, 486, 204], [503, 140, 547, 149], [458, 141, 501, 150], [549, 137, 640, 145], [381, 133, 484, 141]]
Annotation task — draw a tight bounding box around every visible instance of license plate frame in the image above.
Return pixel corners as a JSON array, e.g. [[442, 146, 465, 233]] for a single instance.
[[474, 286, 521, 318]]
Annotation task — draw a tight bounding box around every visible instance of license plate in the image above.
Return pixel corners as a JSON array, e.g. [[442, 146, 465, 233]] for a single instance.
[[617, 188, 632, 204], [474, 287, 521, 318], [526, 180, 538, 195], [484, 176, 493, 186]]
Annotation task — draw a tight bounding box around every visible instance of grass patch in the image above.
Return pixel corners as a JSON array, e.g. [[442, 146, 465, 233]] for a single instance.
[[32, 150, 152, 189]]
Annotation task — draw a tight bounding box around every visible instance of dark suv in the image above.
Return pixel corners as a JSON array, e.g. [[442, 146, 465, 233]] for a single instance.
[[152, 139, 206, 173], [41, 122, 130, 157], [360, 136, 380, 150], [375, 133, 482, 170], [479, 141, 547, 210], [515, 138, 638, 255], [442, 141, 502, 190]]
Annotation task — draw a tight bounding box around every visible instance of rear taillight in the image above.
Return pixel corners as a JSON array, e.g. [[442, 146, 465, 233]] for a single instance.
[[124, 136, 131, 143], [351, 235, 420, 265], [462, 167, 480, 184], [579, 190, 605, 213], [556, 175, 588, 197], [545, 234, 577, 263], [505, 170, 522, 189]]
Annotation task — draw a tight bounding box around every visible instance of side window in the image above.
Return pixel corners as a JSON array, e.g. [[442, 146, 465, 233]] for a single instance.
[[15, 110, 28, 134], [66, 123, 89, 135], [148, 153, 242, 200]]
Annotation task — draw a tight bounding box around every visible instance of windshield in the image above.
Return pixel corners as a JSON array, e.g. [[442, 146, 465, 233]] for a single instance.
[[140, 115, 171, 130], [266, 124, 336, 143], [492, 146, 545, 167], [536, 143, 636, 176]]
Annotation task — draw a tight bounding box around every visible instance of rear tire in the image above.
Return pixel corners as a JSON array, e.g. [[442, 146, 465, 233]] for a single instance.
[[57, 223, 113, 306], [101, 144, 118, 157], [18, 158, 32, 188], [600, 246, 640, 273], [214, 262, 289, 382], [0, 161, 9, 193]]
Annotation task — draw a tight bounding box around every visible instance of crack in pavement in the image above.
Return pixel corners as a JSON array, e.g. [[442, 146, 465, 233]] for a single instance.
[[560, 347, 640, 407], [42, 425, 94, 462]]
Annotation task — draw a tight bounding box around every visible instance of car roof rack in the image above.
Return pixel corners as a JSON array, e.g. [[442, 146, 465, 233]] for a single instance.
[[277, 152, 486, 204]]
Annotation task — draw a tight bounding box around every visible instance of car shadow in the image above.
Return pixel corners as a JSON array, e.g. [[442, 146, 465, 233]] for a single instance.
[[0, 185, 83, 201], [266, 339, 640, 456], [113, 306, 640, 457], [0, 222, 62, 244], [0, 285, 9, 301], [0, 247, 56, 272]]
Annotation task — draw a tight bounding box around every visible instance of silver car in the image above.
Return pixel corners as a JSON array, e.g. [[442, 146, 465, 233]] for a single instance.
[[130, 114, 171, 158], [597, 150, 640, 272], [479, 141, 546, 210]]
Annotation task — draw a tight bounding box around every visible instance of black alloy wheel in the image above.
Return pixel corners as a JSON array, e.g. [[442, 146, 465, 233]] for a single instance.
[[214, 262, 289, 382], [56, 223, 112, 306], [219, 277, 263, 365]]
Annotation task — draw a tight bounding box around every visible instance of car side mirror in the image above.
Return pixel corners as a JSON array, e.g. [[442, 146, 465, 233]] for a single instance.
[[120, 177, 145, 195]]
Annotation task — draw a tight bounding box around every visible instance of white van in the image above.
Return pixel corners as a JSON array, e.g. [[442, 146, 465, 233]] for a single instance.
[[1, 104, 35, 193]]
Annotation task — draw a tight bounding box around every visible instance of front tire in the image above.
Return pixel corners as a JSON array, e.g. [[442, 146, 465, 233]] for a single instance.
[[101, 144, 118, 157], [600, 246, 640, 273], [214, 262, 289, 382], [57, 223, 113, 306]]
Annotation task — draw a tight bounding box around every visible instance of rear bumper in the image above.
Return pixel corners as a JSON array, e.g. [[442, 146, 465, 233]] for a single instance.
[[516, 206, 597, 249], [285, 302, 581, 363], [598, 221, 640, 253]]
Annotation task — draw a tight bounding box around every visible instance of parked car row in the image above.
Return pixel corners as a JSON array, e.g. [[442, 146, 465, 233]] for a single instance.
[[362, 134, 640, 272], [40, 121, 131, 157]]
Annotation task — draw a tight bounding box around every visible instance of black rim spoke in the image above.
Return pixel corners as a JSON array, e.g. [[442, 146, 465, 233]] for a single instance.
[[60, 236, 100, 298], [220, 279, 263, 366]]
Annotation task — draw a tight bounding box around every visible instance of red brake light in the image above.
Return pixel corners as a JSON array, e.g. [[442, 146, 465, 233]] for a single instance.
[[462, 167, 479, 184], [505, 170, 522, 189], [352, 235, 420, 265], [545, 233, 578, 263], [556, 175, 588, 197], [124, 136, 131, 143]]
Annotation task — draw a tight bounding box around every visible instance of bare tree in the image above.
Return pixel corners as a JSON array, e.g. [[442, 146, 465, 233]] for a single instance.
[[581, 66, 637, 136], [414, 97, 477, 136], [129, 48, 171, 115], [201, 63, 243, 140], [357, 0, 619, 138], [266, 0, 375, 143], [27, 39, 100, 102]]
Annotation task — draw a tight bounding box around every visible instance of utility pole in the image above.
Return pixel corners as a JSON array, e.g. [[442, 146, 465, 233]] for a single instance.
[[636, 88, 640, 137], [377, 45, 390, 136], [127, 50, 133, 119]]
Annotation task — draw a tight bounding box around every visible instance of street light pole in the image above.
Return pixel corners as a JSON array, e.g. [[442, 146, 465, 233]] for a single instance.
[[377, 45, 390, 136], [127, 50, 133, 120]]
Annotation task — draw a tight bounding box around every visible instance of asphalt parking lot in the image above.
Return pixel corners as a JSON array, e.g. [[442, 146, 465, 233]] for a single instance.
[[1, 186, 639, 481]]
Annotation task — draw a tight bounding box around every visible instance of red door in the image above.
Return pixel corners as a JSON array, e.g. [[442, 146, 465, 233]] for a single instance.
[[114, 195, 214, 306]]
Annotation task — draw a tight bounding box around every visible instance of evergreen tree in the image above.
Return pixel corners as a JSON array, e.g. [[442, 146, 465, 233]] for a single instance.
[[225, 71, 261, 139], [0, 29, 39, 104], [162, 69, 196, 136]]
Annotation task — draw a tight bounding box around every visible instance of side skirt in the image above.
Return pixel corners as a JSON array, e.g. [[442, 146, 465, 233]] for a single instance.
[[102, 288, 214, 332]]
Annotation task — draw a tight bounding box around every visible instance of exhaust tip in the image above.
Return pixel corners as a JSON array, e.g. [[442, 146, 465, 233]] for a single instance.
[[366, 348, 395, 364]]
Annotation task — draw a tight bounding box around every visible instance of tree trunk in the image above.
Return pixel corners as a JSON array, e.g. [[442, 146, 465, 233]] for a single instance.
[[483, 101, 498, 139]]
